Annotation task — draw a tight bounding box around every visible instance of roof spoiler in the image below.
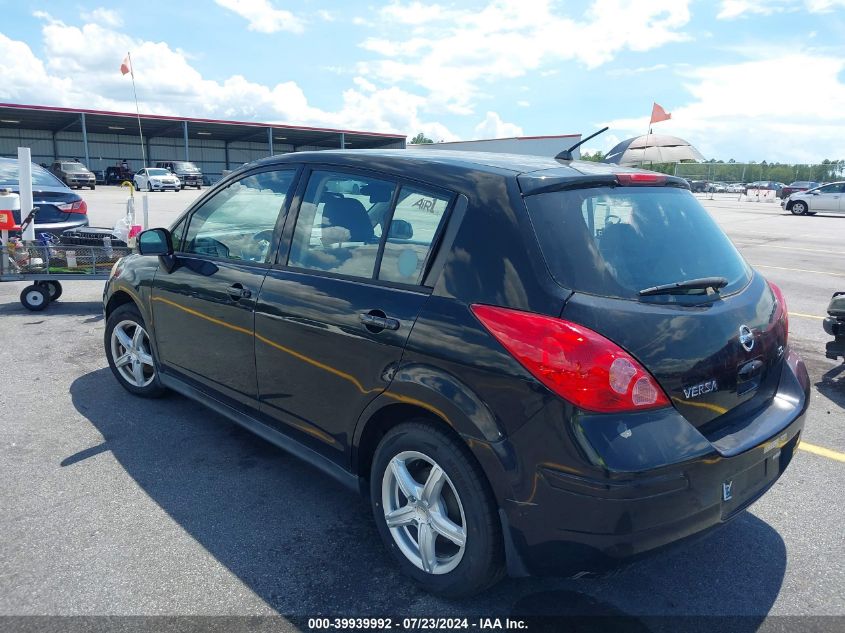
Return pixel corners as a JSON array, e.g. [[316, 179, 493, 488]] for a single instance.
[[555, 127, 609, 162]]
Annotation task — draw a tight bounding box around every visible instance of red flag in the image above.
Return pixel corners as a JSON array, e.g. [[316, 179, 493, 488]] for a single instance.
[[120, 54, 131, 76], [650, 102, 671, 125]]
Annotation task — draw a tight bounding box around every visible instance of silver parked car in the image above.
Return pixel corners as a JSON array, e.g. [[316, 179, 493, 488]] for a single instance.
[[783, 182, 845, 215]]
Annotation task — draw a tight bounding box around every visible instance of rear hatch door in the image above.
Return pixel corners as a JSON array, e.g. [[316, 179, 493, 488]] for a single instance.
[[523, 183, 787, 429]]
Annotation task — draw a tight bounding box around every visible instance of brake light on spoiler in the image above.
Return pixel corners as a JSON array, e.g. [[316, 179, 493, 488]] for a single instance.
[[471, 304, 670, 414], [616, 173, 667, 186]]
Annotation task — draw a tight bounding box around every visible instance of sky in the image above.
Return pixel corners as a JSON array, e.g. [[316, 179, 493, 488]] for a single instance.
[[1, 0, 844, 162]]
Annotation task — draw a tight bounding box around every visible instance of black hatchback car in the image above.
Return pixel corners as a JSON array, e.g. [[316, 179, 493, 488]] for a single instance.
[[103, 150, 809, 597]]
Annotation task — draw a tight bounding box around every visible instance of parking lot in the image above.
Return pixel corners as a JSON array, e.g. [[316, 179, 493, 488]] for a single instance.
[[1, 187, 843, 625]]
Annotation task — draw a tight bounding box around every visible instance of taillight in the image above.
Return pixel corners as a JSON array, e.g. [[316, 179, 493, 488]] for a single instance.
[[616, 173, 667, 186], [471, 304, 670, 414], [57, 200, 87, 214], [768, 281, 788, 344]]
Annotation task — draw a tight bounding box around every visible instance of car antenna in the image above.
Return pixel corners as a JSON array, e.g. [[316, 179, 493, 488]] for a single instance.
[[555, 126, 609, 162]]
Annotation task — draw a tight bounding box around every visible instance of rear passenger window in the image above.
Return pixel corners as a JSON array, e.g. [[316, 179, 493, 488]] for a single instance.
[[288, 171, 396, 279], [378, 186, 450, 284]]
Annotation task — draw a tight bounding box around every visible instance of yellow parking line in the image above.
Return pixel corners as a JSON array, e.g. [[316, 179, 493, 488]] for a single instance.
[[799, 442, 845, 463], [791, 312, 824, 320], [752, 264, 845, 277]]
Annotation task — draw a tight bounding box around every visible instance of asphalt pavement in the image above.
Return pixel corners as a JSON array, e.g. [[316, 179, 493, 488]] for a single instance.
[[0, 187, 843, 626]]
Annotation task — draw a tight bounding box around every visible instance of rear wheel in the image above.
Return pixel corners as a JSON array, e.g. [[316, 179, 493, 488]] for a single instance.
[[370, 421, 504, 597], [105, 303, 167, 397], [40, 280, 62, 301], [147, 182, 153, 192]]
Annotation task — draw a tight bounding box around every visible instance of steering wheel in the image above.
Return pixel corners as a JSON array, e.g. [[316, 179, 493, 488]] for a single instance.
[[605, 214, 622, 225], [252, 229, 275, 243]]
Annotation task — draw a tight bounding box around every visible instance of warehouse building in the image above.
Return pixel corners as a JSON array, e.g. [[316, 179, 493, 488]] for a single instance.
[[0, 103, 406, 183]]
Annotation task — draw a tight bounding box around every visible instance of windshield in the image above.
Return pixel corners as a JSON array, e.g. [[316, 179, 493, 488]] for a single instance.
[[172, 162, 199, 171], [148, 168, 170, 176], [0, 161, 65, 187], [525, 186, 752, 300], [61, 162, 88, 172]]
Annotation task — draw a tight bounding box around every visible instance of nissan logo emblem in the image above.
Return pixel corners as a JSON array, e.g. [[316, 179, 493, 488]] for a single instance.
[[739, 325, 754, 352]]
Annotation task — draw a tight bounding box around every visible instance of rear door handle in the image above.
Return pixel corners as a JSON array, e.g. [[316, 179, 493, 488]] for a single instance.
[[227, 283, 252, 300], [360, 311, 400, 331]]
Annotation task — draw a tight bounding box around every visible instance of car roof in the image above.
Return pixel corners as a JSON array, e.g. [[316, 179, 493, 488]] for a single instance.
[[249, 149, 688, 194]]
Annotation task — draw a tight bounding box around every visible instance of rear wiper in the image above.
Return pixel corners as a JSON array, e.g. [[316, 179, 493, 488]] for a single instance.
[[638, 276, 728, 297]]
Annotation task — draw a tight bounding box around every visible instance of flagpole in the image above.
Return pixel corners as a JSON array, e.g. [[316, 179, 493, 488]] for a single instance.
[[127, 51, 146, 168]]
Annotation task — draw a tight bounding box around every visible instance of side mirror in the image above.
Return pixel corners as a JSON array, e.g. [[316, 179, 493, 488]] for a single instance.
[[389, 219, 414, 240], [138, 228, 173, 256]]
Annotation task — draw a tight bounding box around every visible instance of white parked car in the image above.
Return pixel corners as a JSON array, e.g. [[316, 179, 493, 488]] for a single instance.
[[133, 168, 181, 192], [726, 183, 745, 193], [783, 182, 844, 215]]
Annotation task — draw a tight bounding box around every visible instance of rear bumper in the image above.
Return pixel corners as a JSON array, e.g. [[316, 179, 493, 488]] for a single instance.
[[492, 349, 810, 577]]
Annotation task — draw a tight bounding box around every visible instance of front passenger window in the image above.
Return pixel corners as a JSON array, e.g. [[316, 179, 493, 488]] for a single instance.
[[183, 170, 295, 262]]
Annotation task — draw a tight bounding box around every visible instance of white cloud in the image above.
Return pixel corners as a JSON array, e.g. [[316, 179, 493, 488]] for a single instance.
[[80, 8, 123, 28], [214, 0, 304, 34], [517, 100, 530, 107], [717, 0, 845, 19], [473, 111, 524, 139], [358, 0, 692, 114], [316, 9, 335, 22], [602, 53, 845, 162], [0, 13, 455, 143]]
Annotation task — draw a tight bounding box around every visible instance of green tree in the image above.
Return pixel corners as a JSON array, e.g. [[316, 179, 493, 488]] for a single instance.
[[580, 150, 605, 162], [410, 133, 433, 144]]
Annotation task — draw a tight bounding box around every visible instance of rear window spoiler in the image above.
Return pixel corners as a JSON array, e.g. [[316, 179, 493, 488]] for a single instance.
[[519, 173, 691, 197]]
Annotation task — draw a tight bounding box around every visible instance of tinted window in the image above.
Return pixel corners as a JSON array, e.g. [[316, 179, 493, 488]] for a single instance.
[[526, 187, 751, 300], [818, 183, 844, 193], [170, 216, 187, 251], [378, 185, 450, 284], [61, 163, 87, 172], [0, 161, 65, 187], [184, 170, 294, 262], [288, 170, 396, 279]]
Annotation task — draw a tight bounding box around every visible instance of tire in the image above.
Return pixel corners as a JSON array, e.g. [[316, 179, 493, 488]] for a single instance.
[[370, 420, 504, 597], [791, 201, 808, 215], [104, 303, 167, 398], [90, 185, 96, 190], [147, 182, 153, 192], [41, 280, 63, 301], [20, 284, 50, 311]]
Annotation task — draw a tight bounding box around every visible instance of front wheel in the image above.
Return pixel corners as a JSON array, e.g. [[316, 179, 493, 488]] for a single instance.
[[791, 201, 808, 215], [105, 303, 167, 397], [20, 284, 50, 311], [370, 421, 504, 597]]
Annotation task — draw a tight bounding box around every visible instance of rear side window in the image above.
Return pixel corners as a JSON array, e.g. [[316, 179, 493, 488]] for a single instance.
[[525, 187, 751, 300], [378, 185, 450, 284]]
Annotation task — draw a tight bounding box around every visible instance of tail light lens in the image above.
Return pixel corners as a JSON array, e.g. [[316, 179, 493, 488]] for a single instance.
[[471, 304, 670, 414], [768, 281, 788, 345], [56, 200, 88, 215]]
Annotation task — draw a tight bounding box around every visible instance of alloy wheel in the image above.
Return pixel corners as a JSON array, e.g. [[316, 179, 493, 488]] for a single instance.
[[381, 450, 467, 575], [110, 320, 155, 388]]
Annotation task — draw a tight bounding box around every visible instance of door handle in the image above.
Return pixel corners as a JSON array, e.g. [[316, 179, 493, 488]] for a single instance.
[[227, 283, 252, 300], [360, 311, 400, 332]]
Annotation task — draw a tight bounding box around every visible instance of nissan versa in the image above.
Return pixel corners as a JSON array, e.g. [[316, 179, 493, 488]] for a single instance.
[[103, 150, 809, 597]]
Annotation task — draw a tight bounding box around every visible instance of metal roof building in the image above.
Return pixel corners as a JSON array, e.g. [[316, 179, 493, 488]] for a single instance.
[[0, 103, 406, 182], [412, 134, 582, 159]]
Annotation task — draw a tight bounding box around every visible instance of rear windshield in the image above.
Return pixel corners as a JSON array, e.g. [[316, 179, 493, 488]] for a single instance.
[[0, 161, 65, 187], [525, 186, 751, 300]]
